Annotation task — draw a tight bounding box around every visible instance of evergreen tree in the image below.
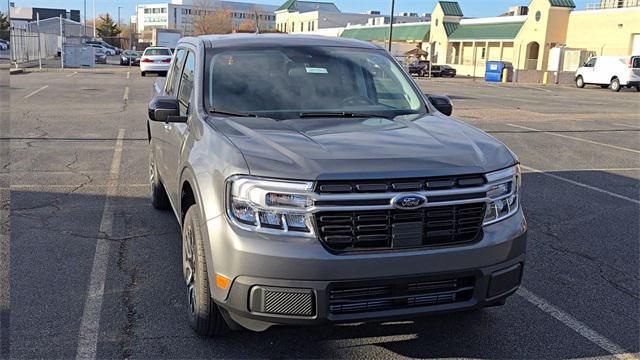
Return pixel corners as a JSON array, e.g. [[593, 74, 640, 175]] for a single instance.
[[96, 13, 121, 39], [0, 12, 9, 32]]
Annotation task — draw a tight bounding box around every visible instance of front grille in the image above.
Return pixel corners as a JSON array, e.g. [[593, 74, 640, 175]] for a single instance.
[[329, 276, 475, 314], [316, 175, 485, 193], [315, 203, 486, 252]]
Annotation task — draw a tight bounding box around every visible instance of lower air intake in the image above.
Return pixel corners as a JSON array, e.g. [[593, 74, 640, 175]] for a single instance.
[[250, 286, 315, 317]]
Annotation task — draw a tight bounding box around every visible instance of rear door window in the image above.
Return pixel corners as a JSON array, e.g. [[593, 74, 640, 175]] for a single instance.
[[632, 57, 640, 69]]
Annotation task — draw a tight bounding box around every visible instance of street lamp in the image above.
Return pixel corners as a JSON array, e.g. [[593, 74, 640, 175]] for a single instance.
[[93, 0, 96, 38], [117, 6, 122, 28]]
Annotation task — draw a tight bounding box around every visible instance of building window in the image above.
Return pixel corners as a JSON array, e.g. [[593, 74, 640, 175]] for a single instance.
[[481, 48, 486, 59]]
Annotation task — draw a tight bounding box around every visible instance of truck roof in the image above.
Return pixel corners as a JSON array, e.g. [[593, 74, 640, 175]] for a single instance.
[[181, 34, 382, 50]]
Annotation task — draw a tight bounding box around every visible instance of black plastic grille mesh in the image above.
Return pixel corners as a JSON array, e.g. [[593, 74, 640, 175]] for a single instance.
[[316, 203, 486, 252], [263, 290, 314, 316]]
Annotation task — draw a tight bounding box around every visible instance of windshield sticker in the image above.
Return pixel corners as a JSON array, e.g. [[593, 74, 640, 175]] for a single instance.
[[306, 67, 328, 74]]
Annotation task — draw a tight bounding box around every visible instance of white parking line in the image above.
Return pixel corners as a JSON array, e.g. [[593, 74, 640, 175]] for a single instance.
[[126, 71, 130, 79], [522, 165, 640, 204], [517, 287, 635, 360], [23, 85, 49, 99], [65, 72, 78, 77], [8, 184, 147, 190], [507, 123, 640, 154], [614, 123, 640, 129], [123, 86, 129, 103], [523, 167, 640, 172], [75, 129, 125, 360], [520, 84, 552, 93]]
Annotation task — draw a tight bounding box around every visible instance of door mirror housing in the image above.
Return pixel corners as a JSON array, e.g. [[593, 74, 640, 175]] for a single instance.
[[426, 94, 453, 116], [148, 96, 187, 123]]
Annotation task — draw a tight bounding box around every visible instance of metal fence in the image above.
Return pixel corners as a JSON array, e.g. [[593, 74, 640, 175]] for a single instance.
[[10, 28, 60, 66]]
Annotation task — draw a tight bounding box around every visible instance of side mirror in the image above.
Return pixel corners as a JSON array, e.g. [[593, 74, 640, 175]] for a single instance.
[[148, 96, 187, 123], [427, 94, 453, 116]]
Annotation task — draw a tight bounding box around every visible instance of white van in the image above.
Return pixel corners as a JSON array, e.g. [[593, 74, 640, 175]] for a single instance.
[[575, 55, 640, 92]]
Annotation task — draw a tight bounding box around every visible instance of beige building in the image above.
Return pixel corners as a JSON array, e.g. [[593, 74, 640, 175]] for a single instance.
[[341, 0, 640, 82]]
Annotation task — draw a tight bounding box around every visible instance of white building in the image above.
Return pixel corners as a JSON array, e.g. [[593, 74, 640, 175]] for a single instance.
[[135, 0, 278, 38], [275, 0, 429, 34]]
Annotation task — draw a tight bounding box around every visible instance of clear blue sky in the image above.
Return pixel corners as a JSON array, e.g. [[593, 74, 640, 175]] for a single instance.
[[5, 0, 592, 22]]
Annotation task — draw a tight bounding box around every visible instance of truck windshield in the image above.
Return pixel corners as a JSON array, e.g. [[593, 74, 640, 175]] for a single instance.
[[205, 46, 426, 119]]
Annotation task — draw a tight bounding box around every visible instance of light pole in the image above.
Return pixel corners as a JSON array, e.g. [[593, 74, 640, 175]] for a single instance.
[[387, 0, 395, 52], [92, 0, 96, 38], [83, 0, 86, 37], [117, 6, 122, 28]]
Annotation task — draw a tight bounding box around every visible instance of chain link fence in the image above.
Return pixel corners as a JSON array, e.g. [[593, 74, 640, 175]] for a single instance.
[[9, 28, 60, 66]]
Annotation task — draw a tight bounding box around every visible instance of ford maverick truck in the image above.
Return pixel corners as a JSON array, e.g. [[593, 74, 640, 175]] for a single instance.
[[147, 34, 527, 336]]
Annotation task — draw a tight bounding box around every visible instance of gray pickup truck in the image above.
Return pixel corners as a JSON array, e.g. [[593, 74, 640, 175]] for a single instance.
[[147, 34, 527, 336]]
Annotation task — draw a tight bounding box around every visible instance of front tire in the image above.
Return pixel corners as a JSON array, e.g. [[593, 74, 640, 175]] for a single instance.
[[576, 76, 585, 88], [610, 78, 621, 92], [183, 206, 229, 337], [149, 143, 171, 210]]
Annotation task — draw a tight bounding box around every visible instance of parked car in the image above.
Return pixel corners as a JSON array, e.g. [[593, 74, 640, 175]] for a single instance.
[[431, 64, 457, 77], [120, 50, 142, 65], [90, 43, 115, 56], [0, 40, 10, 50], [140, 47, 173, 77], [0, 42, 7, 51], [408, 60, 430, 77], [147, 34, 527, 337], [87, 40, 120, 55], [575, 55, 640, 92], [92, 46, 107, 64]]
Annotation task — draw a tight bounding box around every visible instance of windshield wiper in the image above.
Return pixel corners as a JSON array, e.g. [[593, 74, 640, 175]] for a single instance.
[[299, 111, 392, 119], [209, 109, 258, 117]]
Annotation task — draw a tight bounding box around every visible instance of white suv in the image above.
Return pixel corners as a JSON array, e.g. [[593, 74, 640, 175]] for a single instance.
[[575, 56, 640, 92]]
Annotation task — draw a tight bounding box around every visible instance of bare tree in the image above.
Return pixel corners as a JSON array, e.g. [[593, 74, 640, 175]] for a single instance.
[[193, 0, 233, 35], [236, 7, 270, 33]]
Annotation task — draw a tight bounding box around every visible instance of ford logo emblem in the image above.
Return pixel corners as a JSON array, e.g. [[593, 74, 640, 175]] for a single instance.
[[391, 193, 427, 210]]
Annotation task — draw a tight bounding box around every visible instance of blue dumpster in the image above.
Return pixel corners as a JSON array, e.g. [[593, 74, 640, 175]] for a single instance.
[[485, 61, 513, 82]]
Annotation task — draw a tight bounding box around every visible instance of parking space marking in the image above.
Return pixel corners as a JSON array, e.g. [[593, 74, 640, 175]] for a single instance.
[[519, 84, 553, 93], [23, 85, 49, 99], [517, 288, 635, 360], [614, 123, 640, 129], [65, 72, 78, 78], [8, 184, 147, 190], [522, 165, 640, 204], [126, 71, 130, 79], [507, 123, 640, 154], [123, 86, 129, 105], [523, 167, 640, 172], [75, 129, 125, 360]]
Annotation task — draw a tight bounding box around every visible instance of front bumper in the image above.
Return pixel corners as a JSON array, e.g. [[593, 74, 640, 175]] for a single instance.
[[205, 207, 527, 331]]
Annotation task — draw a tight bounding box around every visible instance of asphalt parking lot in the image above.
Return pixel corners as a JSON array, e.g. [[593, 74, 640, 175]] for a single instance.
[[1, 67, 639, 359]]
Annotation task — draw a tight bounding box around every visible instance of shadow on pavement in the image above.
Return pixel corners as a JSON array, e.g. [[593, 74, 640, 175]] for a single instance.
[[5, 169, 639, 358]]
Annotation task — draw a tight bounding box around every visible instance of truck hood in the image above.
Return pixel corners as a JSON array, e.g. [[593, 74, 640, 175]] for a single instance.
[[211, 114, 516, 180]]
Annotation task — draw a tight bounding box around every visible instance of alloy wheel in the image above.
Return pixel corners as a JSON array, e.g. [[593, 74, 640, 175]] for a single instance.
[[183, 226, 196, 315]]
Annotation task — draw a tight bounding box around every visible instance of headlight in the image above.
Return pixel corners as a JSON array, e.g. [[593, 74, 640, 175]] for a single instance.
[[483, 165, 520, 225], [226, 176, 315, 234]]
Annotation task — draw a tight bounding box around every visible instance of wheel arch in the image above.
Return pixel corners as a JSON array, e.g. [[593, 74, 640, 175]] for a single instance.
[[179, 166, 219, 297]]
